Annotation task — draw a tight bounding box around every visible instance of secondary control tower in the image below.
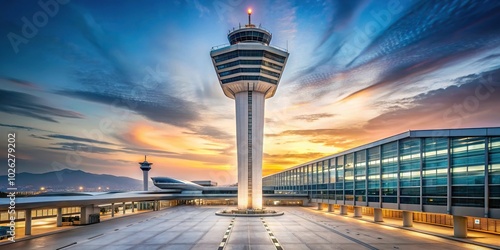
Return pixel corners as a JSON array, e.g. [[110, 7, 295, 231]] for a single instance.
[[139, 155, 152, 191]]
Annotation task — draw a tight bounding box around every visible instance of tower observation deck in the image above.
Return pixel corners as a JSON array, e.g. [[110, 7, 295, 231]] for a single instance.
[[210, 9, 289, 210]]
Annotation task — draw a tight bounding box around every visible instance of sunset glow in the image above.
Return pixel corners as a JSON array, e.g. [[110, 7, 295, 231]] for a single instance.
[[0, 1, 499, 186]]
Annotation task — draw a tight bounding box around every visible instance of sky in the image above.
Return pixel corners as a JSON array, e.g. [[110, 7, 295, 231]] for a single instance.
[[0, 0, 499, 186]]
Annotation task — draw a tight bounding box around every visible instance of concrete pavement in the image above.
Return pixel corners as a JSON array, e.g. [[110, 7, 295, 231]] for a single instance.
[[1, 206, 498, 250]]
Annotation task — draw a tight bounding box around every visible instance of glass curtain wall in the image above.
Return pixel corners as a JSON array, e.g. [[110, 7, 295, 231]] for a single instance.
[[263, 134, 497, 211]]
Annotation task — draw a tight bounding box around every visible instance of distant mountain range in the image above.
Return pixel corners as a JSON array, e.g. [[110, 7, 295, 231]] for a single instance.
[[0, 169, 143, 192]]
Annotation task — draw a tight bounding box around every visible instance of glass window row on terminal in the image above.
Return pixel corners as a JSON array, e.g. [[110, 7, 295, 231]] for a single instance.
[[216, 60, 283, 71], [213, 50, 286, 63], [263, 137, 500, 208], [0, 207, 81, 222], [219, 67, 280, 78]]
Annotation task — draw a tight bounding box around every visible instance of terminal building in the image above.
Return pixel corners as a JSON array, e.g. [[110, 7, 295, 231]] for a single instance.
[[2, 127, 500, 239], [263, 127, 500, 236]]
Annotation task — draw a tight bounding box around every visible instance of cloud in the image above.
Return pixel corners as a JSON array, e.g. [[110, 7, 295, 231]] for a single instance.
[[339, 0, 500, 102], [51, 7, 205, 129], [276, 67, 500, 151], [280, 67, 500, 154], [47, 134, 115, 146], [0, 89, 84, 123], [267, 128, 364, 150], [340, 48, 484, 102], [189, 0, 211, 17], [264, 152, 327, 162], [317, 0, 368, 48], [122, 147, 178, 156], [30, 134, 52, 140], [48, 142, 117, 154], [290, 0, 500, 106], [363, 67, 500, 132], [293, 113, 335, 122], [273, 0, 299, 43], [0, 123, 54, 133], [68, 8, 133, 80], [185, 125, 234, 142], [476, 53, 500, 63], [267, 128, 347, 137], [47, 142, 178, 156], [0, 76, 39, 89], [347, 0, 500, 68], [287, 0, 369, 81], [59, 90, 200, 128], [263, 151, 329, 174]]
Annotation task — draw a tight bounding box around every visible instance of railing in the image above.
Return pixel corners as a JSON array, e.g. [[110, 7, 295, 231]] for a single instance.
[[211, 43, 288, 52], [211, 43, 230, 51], [227, 25, 272, 35], [270, 44, 288, 52]]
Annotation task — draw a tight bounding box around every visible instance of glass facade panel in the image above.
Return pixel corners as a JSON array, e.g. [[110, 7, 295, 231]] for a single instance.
[[490, 137, 500, 208], [355, 151, 366, 202], [345, 153, 354, 201], [381, 142, 397, 203], [337, 156, 344, 200], [329, 158, 336, 184], [367, 146, 380, 201], [451, 137, 485, 207], [422, 138, 448, 205], [399, 139, 421, 204], [337, 156, 344, 183]]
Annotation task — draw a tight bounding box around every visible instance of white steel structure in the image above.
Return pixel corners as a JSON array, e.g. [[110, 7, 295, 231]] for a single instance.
[[210, 10, 289, 209]]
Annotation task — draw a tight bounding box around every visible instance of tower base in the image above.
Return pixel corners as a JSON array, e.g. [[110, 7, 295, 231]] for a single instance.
[[216, 208, 284, 217]]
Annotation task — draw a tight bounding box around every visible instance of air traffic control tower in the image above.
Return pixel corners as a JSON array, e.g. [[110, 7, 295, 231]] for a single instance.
[[210, 9, 289, 210]]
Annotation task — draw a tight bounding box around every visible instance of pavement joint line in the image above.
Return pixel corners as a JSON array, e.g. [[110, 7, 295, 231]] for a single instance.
[[87, 233, 104, 240], [260, 217, 283, 250], [217, 217, 235, 250], [313, 208, 500, 250], [55, 241, 77, 250]]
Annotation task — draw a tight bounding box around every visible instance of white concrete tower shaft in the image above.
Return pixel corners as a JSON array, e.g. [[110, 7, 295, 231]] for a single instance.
[[210, 10, 289, 210], [143, 171, 148, 191], [235, 91, 265, 209]]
